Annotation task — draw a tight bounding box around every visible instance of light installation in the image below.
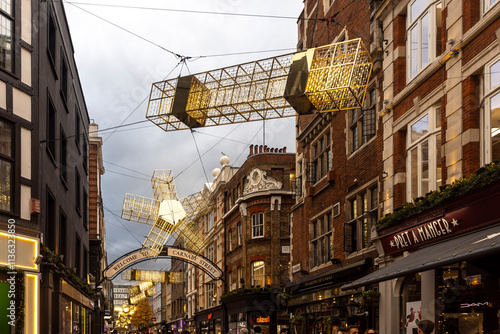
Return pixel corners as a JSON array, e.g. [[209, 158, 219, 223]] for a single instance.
[[146, 38, 372, 132], [122, 269, 185, 283], [121, 169, 212, 259]]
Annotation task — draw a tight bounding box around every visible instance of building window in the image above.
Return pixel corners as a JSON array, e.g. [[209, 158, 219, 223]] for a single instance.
[[251, 212, 264, 238], [311, 130, 331, 182], [207, 281, 216, 308], [59, 210, 67, 264], [83, 247, 88, 281], [407, 0, 441, 80], [48, 12, 56, 64], [349, 89, 376, 153], [83, 188, 88, 230], [75, 234, 81, 277], [47, 190, 56, 251], [407, 108, 442, 200], [61, 55, 69, 102], [0, 0, 13, 72], [60, 128, 67, 182], [251, 261, 265, 287], [295, 160, 303, 198], [0, 119, 13, 212], [47, 99, 57, 160], [75, 108, 81, 149], [237, 266, 243, 288], [75, 169, 81, 214], [237, 223, 242, 245], [208, 243, 214, 262], [345, 185, 378, 253], [228, 229, 233, 251], [82, 136, 88, 173], [310, 211, 333, 267], [484, 0, 499, 13], [485, 57, 500, 163], [207, 210, 214, 231]]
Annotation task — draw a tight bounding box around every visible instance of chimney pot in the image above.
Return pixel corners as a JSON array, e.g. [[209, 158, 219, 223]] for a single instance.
[[283, 147, 287, 153], [249, 145, 254, 155]]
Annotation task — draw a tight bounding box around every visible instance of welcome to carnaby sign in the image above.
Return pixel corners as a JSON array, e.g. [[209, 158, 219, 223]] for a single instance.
[[103, 247, 222, 280]]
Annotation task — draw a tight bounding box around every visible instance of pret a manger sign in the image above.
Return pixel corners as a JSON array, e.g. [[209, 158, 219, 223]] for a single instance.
[[382, 217, 460, 255]]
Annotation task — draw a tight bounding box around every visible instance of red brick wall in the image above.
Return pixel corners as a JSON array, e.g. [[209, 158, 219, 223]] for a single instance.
[[462, 75, 481, 176], [463, 0, 481, 33], [463, 17, 500, 64]]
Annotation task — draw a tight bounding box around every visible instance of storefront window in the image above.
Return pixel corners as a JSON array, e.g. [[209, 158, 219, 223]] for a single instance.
[[438, 257, 500, 333], [62, 297, 72, 334], [401, 273, 422, 333]]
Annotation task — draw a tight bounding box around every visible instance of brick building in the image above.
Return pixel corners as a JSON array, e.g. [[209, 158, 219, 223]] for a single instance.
[[340, 0, 500, 334], [222, 145, 295, 334], [287, 0, 384, 333]]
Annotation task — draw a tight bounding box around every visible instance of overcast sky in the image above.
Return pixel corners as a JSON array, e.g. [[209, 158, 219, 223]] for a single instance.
[[64, 0, 303, 284]]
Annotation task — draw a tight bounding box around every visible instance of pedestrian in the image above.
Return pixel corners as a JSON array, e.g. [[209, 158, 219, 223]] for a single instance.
[[365, 329, 377, 334], [346, 325, 360, 334], [417, 320, 435, 334], [240, 328, 249, 334], [253, 326, 262, 334]]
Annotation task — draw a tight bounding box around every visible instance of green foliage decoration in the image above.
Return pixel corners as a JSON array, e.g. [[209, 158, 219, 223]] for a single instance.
[[40, 244, 96, 299], [377, 162, 500, 229]]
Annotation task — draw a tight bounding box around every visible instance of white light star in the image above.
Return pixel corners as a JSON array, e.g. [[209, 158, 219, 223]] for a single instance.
[[390, 240, 396, 248], [451, 218, 459, 227]]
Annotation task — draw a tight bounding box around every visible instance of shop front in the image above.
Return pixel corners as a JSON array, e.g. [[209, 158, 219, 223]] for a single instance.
[[0, 230, 40, 334], [223, 290, 282, 334], [287, 259, 375, 334], [197, 306, 224, 334], [343, 179, 500, 334]]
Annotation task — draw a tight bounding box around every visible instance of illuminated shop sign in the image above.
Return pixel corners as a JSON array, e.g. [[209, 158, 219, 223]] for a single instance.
[[256, 316, 270, 323]]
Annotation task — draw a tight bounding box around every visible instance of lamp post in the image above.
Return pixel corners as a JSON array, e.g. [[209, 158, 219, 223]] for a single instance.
[[94, 285, 103, 334]]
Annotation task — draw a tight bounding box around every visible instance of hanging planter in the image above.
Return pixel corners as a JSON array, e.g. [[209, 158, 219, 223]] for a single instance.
[[361, 290, 380, 306]]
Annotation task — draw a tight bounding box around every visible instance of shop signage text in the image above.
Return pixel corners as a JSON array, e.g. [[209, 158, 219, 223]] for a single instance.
[[389, 218, 459, 250], [256, 316, 270, 323]]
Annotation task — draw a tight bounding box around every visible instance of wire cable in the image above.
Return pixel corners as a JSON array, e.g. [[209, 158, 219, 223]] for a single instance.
[[190, 129, 210, 183], [65, 1, 306, 21], [103, 204, 144, 246]]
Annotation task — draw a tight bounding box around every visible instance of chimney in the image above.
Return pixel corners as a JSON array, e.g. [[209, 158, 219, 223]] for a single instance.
[[279, 148, 283, 153], [259, 145, 263, 153], [264, 145, 269, 152], [283, 147, 287, 153], [249, 145, 254, 155]]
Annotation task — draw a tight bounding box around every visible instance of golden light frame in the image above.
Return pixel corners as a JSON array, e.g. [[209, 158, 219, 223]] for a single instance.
[[146, 38, 372, 132]]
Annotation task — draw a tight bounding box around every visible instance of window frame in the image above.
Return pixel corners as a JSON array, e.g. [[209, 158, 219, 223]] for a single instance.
[[406, 107, 442, 200], [60, 127, 67, 184], [228, 228, 233, 251], [0, 118, 14, 213], [406, 0, 439, 81], [483, 55, 500, 164], [310, 210, 333, 268], [237, 222, 242, 245], [251, 212, 264, 239], [344, 184, 378, 254], [349, 88, 377, 154], [484, 0, 499, 13], [310, 129, 331, 183], [0, 0, 14, 73], [251, 261, 265, 287]]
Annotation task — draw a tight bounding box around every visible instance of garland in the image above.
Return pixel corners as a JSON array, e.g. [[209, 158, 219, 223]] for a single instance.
[[377, 162, 500, 229], [40, 244, 96, 299], [0, 266, 25, 334]]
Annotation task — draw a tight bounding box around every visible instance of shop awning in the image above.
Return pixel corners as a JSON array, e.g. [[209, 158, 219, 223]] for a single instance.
[[341, 224, 500, 290]]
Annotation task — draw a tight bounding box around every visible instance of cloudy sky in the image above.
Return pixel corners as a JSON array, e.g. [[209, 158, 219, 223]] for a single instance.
[[64, 0, 303, 283]]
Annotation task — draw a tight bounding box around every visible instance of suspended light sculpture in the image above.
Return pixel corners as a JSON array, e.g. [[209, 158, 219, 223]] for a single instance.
[[121, 269, 185, 283], [146, 38, 372, 132], [121, 169, 212, 259]]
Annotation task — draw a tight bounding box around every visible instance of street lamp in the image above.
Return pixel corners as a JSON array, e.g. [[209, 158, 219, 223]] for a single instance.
[[346, 296, 360, 317]]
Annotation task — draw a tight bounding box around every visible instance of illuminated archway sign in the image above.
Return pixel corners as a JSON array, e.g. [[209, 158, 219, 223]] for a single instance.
[[103, 246, 222, 280]]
